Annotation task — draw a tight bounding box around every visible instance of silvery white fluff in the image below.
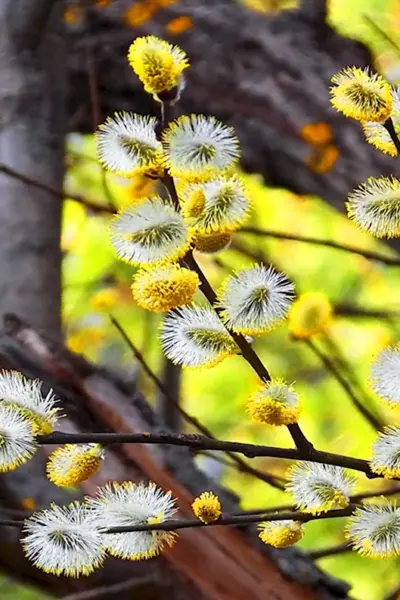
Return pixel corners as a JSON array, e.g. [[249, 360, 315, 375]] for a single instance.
[[183, 176, 251, 233], [0, 404, 37, 471], [160, 305, 237, 368], [370, 345, 400, 405], [110, 197, 189, 265], [86, 481, 177, 560], [163, 114, 240, 177], [96, 112, 162, 175], [370, 426, 400, 477], [0, 370, 59, 429], [22, 503, 105, 576], [347, 504, 400, 557], [286, 462, 356, 513], [217, 265, 294, 335]]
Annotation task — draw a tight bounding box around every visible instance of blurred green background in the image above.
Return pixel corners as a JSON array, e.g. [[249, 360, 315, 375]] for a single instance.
[[6, 0, 400, 598]]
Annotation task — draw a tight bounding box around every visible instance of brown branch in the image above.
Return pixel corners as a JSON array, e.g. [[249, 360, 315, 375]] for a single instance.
[[0, 163, 113, 215], [239, 228, 400, 266], [36, 430, 377, 477], [307, 542, 351, 560], [61, 576, 151, 600], [103, 506, 355, 534], [0, 505, 357, 533]]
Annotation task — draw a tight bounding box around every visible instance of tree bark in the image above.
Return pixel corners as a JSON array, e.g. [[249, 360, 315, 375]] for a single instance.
[[67, 0, 400, 252], [0, 0, 65, 338]]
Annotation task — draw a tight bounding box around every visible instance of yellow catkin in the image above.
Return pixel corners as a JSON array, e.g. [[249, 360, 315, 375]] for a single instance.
[[192, 492, 222, 523], [245, 380, 300, 426], [259, 521, 304, 548], [128, 36, 189, 95], [330, 67, 393, 123], [132, 264, 199, 312], [47, 444, 103, 487]]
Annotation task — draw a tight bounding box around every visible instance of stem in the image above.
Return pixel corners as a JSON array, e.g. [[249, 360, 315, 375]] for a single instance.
[[104, 506, 355, 533], [307, 542, 351, 560], [239, 227, 400, 266], [0, 506, 356, 532], [307, 339, 383, 431], [37, 431, 376, 476], [384, 117, 400, 154]]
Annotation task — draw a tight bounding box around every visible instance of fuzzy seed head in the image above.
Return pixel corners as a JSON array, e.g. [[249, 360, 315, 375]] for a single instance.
[[0, 405, 37, 472], [47, 444, 104, 488], [346, 177, 400, 239], [370, 345, 400, 406], [258, 520, 304, 548], [96, 113, 164, 178], [22, 502, 106, 577], [110, 196, 190, 265], [159, 305, 238, 368], [286, 462, 356, 514], [288, 292, 333, 340], [132, 264, 199, 312], [181, 176, 250, 232], [162, 115, 240, 180], [217, 265, 294, 335], [330, 67, 393, 122], [128, 36, 189, 96], [246, 379, 300, 426], [370, 427, 400, 478], [363, 88, 400, 156], [86, 481, 177, 560], [192, 492, 222, 524], [346, 504, 400, 558], [0, 370, 59, 434]]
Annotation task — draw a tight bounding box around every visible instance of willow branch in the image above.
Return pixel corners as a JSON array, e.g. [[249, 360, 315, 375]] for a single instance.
[[104, 506, 355, 533], [306, 339, 384, 431], [0, 163, 113, 215], [110, 316, 284, 490], [307, 542, 351, 560], [37, 430, 378, 476], [239, 227, 400, 266], [384, 118, 400, 154], [0, 505, 356, 533]]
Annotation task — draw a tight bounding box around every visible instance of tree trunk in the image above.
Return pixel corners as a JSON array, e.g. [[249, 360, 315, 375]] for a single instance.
[[67, 0, 400, 252], [0, 0, 65, 338]]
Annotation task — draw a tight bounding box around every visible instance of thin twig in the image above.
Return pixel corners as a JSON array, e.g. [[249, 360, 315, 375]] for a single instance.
[[103, 506, 355, 533], [0, 164, 113, 215], [0, 505, 356, 532], [322, 333, 385, 426], [306, 339, 384, 431], [110, 316, 285, 489], [61, 577, 150, 600], [36, 430, 377, 476], [384, 582, 400, 600], [307, 542, 351, 560], [239, 227, 400, 266], [384, 118, 400, 154]]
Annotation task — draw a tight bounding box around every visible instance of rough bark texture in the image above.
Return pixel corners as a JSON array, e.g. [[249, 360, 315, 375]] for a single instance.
[[0, 0, 65, 338], [67, 0, 400, 253], [0, 315, 350, 600]]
